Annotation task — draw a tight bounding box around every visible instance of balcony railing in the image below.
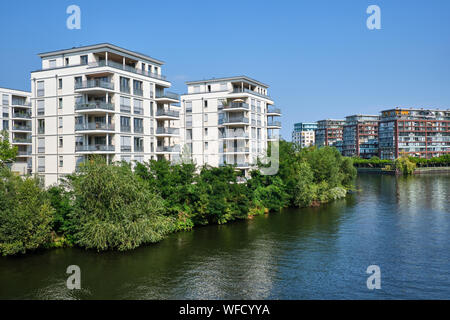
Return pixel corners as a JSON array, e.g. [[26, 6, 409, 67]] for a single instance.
[[156, 145, 180, 153], [13, 112, 31, 119], [121, 145, 132, 152], [220, 131, 249, 139], [120, 105, 131, 113], [75, 122, 115, 131], [155, 91, 180, 100], [38, 166, 45, 172], [134, 107, 144, 115], [134, 146, 144, 152], [75, 102, 114, 111], [219, 117, 249, 125], [17, 150, 32, 156], [121, 125, 131, 133], [232, 88, 270, 98], [75, 80, 114, 90], [11, 101, 31, 107], [89, 60, 167, 81], [156, 127, 179, 135], [223, 102, 249, 110], [13, 125, 32, 131], [268, 120, 282, 127], [222, 147, 250, 153], [76, 145, 115, 152], [134, 88, 143, 96], [13, 138, 32, 143], [156, 109, 180, 118], [134, 127, 144, 133], [267, 106, 281, 114]]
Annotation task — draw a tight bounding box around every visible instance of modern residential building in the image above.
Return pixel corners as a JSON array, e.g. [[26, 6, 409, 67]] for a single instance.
[[180, 76, 280, 176], [292, 122, 317, 147], [379, 107, 450, 160], [315, 119, 345, 148], [0, 87, 32, 175], [342, 114, 379, 158], [30, 43, 180, 186]]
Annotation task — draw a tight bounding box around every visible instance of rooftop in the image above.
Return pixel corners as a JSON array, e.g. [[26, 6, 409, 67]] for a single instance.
[[186, 76, 269, 88], [37, 43, 164, 65]]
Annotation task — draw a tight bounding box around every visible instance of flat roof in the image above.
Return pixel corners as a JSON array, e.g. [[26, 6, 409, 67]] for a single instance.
[[0, 86, 31, 95], [186, 76, 269, 88], [37, 43, 164, 65], [381, 107, 450, 112]]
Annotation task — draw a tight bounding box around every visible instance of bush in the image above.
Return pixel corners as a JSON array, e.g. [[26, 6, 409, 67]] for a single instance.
[[0, 168, 54, 256], [65, 158, 174, 251]]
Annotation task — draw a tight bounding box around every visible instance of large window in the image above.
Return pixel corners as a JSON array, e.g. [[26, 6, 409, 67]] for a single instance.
[[37, 81, 45, 97], [120, 96, 131, 113], [134, 118, 143, 133], [120, 77, 130, 93], [121, 136, 131, 152], [120, 116, 131, 132]]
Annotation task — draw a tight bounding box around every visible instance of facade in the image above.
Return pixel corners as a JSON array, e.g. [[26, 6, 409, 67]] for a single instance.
[[292, 122, 317, 147], [342, 115, 379, 158], [180, 76, 280, 175], [379, 108, 450, 160], [315, 119, 345, 148], [30, 43, 180, 186], [0, 87, 32, 175]]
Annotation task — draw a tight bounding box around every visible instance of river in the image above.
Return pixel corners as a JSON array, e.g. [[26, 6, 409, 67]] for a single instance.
[[1, 173, 449, 299]]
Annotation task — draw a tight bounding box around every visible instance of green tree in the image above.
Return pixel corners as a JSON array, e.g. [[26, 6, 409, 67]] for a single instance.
[[66, 158, 174, 251], [0, 168, 54, 256], [0, 130, 17, 167]]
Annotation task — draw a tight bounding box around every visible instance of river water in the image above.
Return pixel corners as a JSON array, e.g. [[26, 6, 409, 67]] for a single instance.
[[1, 173, 449, 299]]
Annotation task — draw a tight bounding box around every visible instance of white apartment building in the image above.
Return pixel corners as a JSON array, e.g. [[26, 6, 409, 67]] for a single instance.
[[0, 87, 32, 175], [180, 76, 281, 176], [31, 43, 180, 186], [292, 122, 317, 148]]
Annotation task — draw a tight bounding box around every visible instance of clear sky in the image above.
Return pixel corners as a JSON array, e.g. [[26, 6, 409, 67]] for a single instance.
[[1, 0, 450, 139]]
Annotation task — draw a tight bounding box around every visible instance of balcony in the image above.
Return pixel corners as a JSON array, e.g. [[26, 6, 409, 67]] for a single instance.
[[121, 145, 132, 152], [220, 131, 249, 139], [219, 162, 250, 168], [12, 125, 32, 132], [120, 105, 131, 113], [13, 138, 32, 144], [231, 88, 271, 99], [155, 91, 180, 102], [221, 147, 250, 153], [75, 102, 114, 112], [134, 127, 144, 134], [75, 145, 115, 152], [12, 112, 31, 119], [75, 122, 115, 132], [75, 79, 114, 92], [121, 125, 131, 133], [155, 145, 180, 153], [223, 102, 249, 111], [17, 150, 32, 157], [267, 120, 282, 128], [155, 127, 180, 136], [219, 117, 249, 125], [134, 88, 143, 96], [155, 109, 180, 119], [88, 60, 167, 81], [267, 106, 281, 115]]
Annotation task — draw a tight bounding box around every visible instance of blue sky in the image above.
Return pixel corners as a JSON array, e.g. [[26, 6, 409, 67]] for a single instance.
[[1, 0, 450, 139]]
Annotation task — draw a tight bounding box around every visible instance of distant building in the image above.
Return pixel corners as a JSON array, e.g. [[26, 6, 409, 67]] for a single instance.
[[379, 107, 450, 160], [315, 119, 345, 148], [292, 122, 317, 147], [0, 87, 32, 175], [342, 115, 379, 158]]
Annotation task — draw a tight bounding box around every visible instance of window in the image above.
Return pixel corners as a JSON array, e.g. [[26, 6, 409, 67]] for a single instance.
[[150, 102, 154, 116], [120, 77, 130, 93], [37, 100, 44, 115], [207, 85, 211, 92], [186, 129, 192, 140], [74, 76, 82, 87], [185, 101, 192, 113], [59, 156, 63, 167], [59, 137, 63, 147], [80, 55, 88, 65], [134, 99, 143, 114], [120, 116, 131, 132], [37, 81, 45, 97], [121, 136, 131, 152], [65, 57, 69, 66], [2, 120, 8, 130], [38, 137, 45, 153], [58, 78, 63, 89], [59, 117, 63, 128], [186, 115, 192, 127], [204, 142, 208, 150], [2, 94, 9, 105], [120, 96, 131, 113], [38, 119, 45, 134], [134, 118, 143, 133], [204, 128, 208, 136], [2, 107, 8, 118], [133, 80, 143, 96], [204, 100, 208, 108], [49, 60, 56, 68], [38, 157, 45, 172], [134, 137, 144, 152], [58, 98, 63, 109], [204, 114, 208, 122]]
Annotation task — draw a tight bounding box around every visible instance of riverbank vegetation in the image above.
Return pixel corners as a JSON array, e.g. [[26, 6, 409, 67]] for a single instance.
[[0, 141, 356, 256]]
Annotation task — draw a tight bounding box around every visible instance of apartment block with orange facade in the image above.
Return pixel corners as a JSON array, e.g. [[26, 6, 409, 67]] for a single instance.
[[379, 108, 450, 160]]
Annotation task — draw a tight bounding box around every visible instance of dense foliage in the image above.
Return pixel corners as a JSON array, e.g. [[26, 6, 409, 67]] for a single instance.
[[1, 141, 357, 255], [0, 130, 17, 167], [352, 154, 450, 169], [0, 168, 54, 256]]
